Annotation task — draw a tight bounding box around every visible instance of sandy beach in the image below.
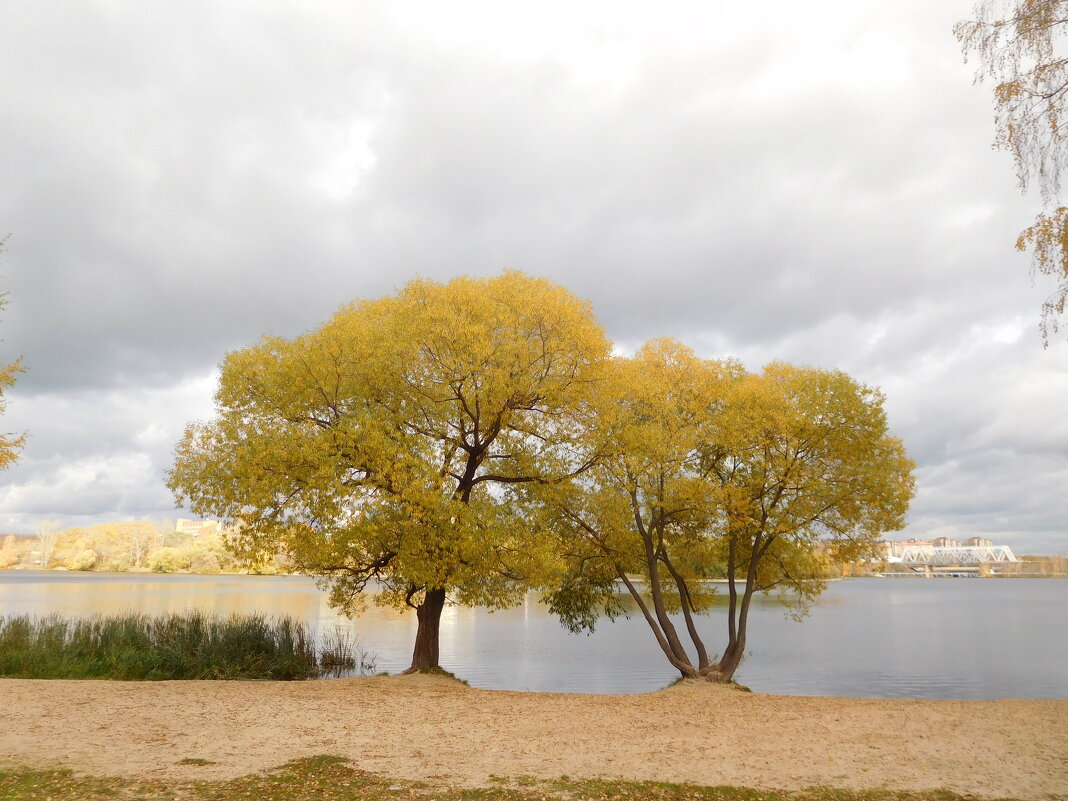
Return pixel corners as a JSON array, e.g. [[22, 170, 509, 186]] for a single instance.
[[2, 674, 1065, 799]]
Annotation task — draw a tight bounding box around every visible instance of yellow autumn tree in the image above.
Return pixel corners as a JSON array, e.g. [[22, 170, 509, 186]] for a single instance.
[[957, 1, 1068, 340], [0, 238, 24, 471], [169, 271, 610, 671], [541, 341, 915, 683]]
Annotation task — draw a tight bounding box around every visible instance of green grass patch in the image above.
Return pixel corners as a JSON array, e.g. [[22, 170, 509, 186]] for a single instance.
[[0, 756, 1035, 801], [0, 611, 375, 681]]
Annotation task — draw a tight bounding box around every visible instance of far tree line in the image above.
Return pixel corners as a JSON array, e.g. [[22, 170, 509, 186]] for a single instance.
[[5, 524, 1060, 578], [0, 522, 274, 574]]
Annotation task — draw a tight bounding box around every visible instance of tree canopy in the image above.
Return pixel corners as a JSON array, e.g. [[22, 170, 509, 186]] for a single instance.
[[169, 271, 610, 671], [170, 274, 914, 681], [957, 0, 1068, 340], [540, 340, 914, 682]]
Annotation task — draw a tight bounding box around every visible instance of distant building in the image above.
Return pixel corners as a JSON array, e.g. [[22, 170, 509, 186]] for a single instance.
[[965, 536, 993, 548], [175, 518, 221, 538], [931, 537, 960, 548]]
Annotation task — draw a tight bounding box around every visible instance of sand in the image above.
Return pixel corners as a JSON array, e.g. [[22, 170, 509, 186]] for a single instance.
[[1, 674, 1065, 799]]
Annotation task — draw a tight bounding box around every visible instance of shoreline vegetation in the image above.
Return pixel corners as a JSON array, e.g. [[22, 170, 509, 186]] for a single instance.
[[0, 525, 279, 575], [0, 611, 377, 681]]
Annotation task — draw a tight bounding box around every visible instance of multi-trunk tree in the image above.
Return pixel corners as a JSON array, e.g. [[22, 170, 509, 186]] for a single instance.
[[170, 275, 914, 681], [169, 271, 609, 671], [541, 340, 915, 682]]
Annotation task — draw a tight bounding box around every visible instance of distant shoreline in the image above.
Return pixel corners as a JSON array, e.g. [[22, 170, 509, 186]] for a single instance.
[[3, 565, 1067, 579]]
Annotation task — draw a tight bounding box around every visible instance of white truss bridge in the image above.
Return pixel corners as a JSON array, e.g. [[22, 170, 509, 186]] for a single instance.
[[890, 545, 1018, 569]]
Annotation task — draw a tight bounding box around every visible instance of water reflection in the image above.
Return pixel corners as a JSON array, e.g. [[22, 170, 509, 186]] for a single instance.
[[0, 572, 322, 621], [1, 571, 1065, 699]]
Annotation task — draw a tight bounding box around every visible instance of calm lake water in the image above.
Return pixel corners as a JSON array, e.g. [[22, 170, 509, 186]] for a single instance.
[[1, 571, 1065, 699]]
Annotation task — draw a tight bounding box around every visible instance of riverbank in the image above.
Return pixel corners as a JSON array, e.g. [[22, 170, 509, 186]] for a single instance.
[[2, 674, 1065, 800]]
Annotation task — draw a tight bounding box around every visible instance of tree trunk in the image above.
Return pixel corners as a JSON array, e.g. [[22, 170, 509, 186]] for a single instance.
[[617, 570, 698, 677], [709, 580, 755, 682], [713, 638, 745, 682], [697, 634, 745, 683], [406, 587, 447, 671]]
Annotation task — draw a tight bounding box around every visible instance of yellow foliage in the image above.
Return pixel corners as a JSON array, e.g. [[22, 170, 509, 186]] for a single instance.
[[1017, 206, 1068, 328], [169, 271, 610, 616], [542, 344, 915, 678], [0, 535, 18, 569], [957, 0, 1068, 339], [0, 241, 23, 470]]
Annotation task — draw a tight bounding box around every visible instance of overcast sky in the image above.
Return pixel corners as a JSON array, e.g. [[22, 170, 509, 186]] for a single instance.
[[1, 1, 1065, 554]]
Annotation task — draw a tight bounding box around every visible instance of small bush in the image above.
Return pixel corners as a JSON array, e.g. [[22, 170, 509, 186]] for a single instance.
[[149, 547, 187, 573], [186, 549, 221, 573], [104, 556, 131, 573], [68, 549, 97, 571]]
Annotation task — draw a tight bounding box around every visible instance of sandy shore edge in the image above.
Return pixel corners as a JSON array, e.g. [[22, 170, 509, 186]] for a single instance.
[[2, 674, 1066, 799]]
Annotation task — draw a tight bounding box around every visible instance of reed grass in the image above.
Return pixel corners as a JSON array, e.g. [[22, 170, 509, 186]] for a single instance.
[[0, 611, 376, 681]]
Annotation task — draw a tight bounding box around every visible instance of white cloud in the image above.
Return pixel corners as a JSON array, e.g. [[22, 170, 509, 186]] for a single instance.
[[0, 372, 217, 530]]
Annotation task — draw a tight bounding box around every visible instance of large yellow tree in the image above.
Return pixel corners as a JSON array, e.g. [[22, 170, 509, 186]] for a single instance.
[[541, 341, 915, 683], [957, 1, 1068, 341], [169, 271, 610, 671]]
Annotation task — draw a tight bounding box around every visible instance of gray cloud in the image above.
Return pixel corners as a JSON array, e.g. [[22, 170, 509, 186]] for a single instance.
[[0, 0, 1065, 554], [0, 373, 217, 529]]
